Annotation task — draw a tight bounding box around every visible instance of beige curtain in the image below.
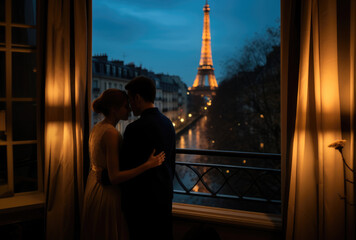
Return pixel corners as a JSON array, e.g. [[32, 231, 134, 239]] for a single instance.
[[281, 0, 355, 239], [44, 0, 92, 239]]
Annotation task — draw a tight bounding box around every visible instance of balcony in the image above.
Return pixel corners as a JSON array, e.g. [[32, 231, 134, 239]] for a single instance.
[[172, 148, 282, 239], [0, 149, 282, 239]]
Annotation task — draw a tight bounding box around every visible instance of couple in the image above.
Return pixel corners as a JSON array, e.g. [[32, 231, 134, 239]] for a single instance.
[[81, 76, 176, 240]]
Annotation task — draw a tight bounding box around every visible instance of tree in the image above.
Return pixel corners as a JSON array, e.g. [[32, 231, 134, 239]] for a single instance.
[[207, 26, 280, 154]]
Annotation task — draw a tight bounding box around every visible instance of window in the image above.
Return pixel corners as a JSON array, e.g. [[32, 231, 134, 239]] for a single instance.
[[106, 64, 110, 75], [92, 80, 98, 88], [0, 0, 42, 197], [117, 67, 121, 77], [92, 0, 281, 216]]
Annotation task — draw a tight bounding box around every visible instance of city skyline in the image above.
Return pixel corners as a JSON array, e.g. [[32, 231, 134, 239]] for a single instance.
[[92, 0, 280, 87]]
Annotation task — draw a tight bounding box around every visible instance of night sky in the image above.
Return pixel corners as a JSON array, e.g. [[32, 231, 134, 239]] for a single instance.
[[92, 0, 280, 87]]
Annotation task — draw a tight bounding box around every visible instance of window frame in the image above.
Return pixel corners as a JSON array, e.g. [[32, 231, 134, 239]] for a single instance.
[[0, 0, 43, 198]]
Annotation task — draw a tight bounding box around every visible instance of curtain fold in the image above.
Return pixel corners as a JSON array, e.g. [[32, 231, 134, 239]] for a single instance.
[[282, 0, 355, 239], [44, 0, 91, 239]]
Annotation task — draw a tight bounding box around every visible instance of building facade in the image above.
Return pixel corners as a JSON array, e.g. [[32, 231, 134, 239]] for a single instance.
[[92, 54, 188, 133]]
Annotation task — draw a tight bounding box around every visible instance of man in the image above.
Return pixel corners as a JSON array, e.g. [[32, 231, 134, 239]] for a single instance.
[[120, 76, 176, 240]]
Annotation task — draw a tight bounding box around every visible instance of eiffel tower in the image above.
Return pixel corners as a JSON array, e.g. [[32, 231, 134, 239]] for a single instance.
[[190, 0, 218, 97]]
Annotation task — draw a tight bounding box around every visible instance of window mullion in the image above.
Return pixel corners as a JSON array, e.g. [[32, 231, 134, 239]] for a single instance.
[[5, 0, 14, 195]]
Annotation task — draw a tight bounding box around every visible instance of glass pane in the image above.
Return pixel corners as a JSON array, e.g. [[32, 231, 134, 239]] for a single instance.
[[0, 102, 5, 141], [0, 146, 7, 186], [0, 26, 4, 44], [12, 0, 36, 25], [0, 0, 4, 22], [12, 52, 37, 98], [12, 27, 36, 46], [12, 102, 37, 141], [0, 52, 4, 97], [13, 144, 37, 193]]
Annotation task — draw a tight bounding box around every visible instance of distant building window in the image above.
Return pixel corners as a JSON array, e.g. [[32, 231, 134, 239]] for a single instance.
[[106, 64, 110, 74], [118, 68, 121, 77], [112, 66, 116, 76], [93, 80, 98, 88]]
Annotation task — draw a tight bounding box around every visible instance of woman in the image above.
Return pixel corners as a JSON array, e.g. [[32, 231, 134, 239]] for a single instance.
[[81, 89, 165, 240]]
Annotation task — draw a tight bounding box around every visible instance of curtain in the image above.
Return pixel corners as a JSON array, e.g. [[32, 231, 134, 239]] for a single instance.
[[281, 0, 355, 239], [44, 0, 92, 239]]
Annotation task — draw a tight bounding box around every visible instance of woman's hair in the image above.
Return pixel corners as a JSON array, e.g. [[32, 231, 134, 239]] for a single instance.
[[92, 89, 128, 116]]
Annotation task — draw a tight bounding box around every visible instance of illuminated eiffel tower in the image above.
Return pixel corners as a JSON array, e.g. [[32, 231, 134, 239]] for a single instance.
[[190, 0, 218, 97]]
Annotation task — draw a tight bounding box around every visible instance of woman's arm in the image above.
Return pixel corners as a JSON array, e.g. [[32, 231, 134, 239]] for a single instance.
[[103, 128, 165, 185]]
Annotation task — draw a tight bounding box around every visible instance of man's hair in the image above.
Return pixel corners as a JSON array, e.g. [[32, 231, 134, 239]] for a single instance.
[[125, 76, 156, 103]]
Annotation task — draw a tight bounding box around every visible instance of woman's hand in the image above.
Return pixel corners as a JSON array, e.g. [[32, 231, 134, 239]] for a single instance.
[[145, 149, 165, 169]]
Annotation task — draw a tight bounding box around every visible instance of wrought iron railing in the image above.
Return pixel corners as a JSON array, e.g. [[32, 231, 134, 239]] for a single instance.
[[174, 148, 281, 205]]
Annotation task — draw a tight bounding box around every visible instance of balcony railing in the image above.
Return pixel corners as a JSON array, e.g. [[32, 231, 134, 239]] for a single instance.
[[173, 148, 281, 213]]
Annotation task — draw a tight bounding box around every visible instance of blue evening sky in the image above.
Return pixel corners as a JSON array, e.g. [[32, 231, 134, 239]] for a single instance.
[[92, 0, 280, 87]]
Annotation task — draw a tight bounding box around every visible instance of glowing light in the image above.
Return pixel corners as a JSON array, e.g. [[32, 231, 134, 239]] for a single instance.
[[204, 107, 207, 110], [260, 142, 264, 148], [242, 160, 247, 164], [207, 102, 211, 106], [193, 185, 199, 192], [212, 140, 215, 143], [260, 114, 264, 118], [237, 122, 241, 126], [188, 113, 192, 118], [187, 92, 190, 95], [172, 123, 176, 127], [226, 170, 230, 174], [180, 118, 185, 123]]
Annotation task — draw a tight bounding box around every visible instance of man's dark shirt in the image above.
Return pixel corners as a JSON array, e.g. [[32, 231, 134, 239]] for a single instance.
[[120, 107, 176, 239]]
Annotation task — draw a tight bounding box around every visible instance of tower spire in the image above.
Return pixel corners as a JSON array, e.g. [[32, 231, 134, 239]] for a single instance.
[[192, 0, 218, 90]]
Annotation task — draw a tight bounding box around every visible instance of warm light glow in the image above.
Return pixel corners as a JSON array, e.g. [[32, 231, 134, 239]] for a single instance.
[[180, 118, 185, 123], [193, 185, 199, 192], [226, 170, 230, 174], [172, 123, 176, 127], [260, 142, 264, 148], [179, 135, 186, 148], [207, 102, 211, 106], [260, 114, 264, 118], [187, 92, 190, 95], [212, 140, 215, 143], [204, 107, 207, 110], [188, 113, 192, 118], [242, 160, 247, 164]]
